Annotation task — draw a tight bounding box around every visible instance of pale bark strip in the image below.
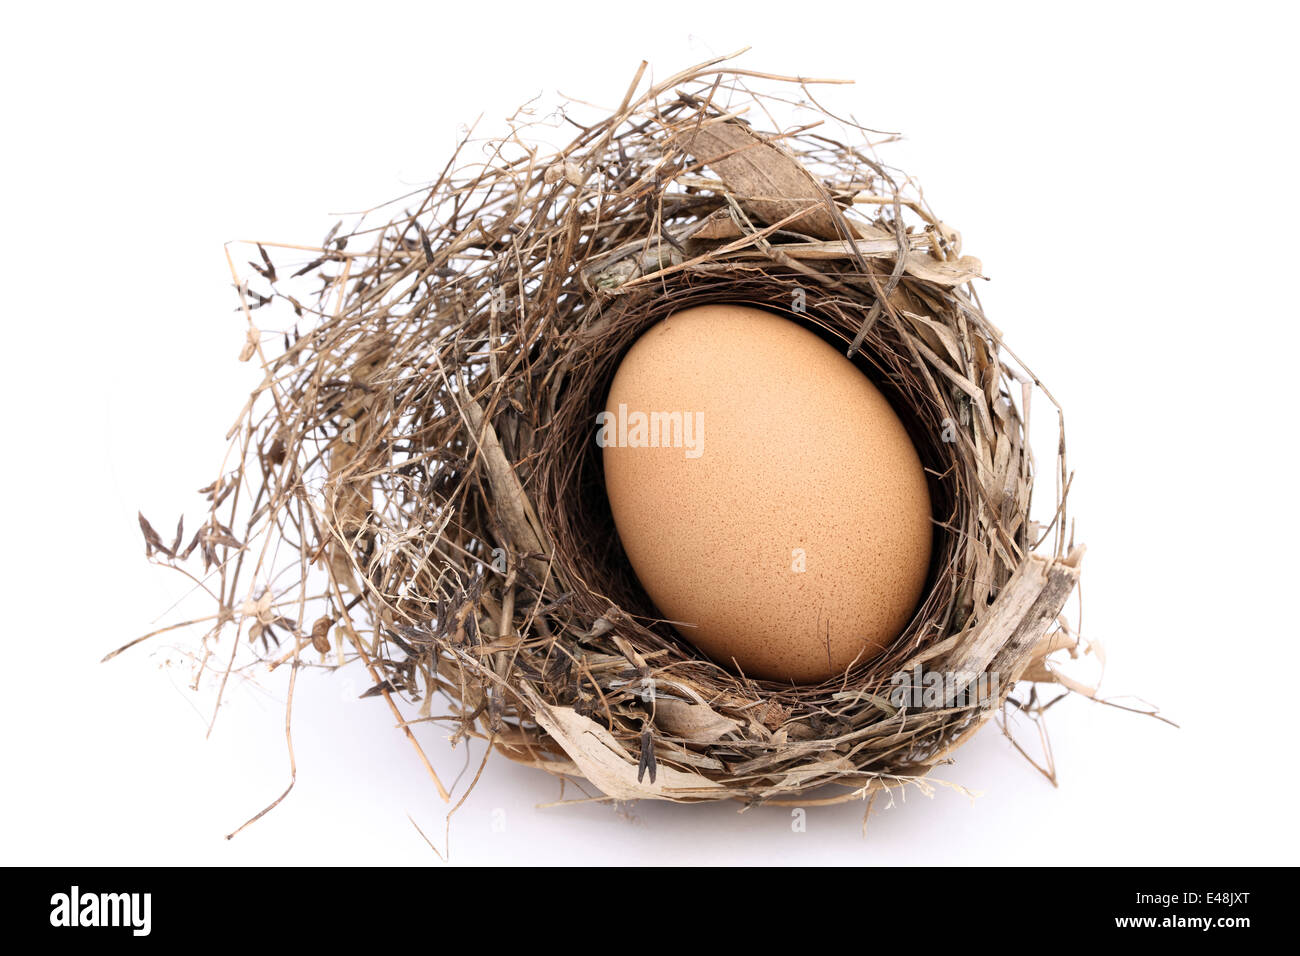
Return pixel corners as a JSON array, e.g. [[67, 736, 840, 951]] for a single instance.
[[527, 695, 727, 801], [943, 545, 1085, 707]]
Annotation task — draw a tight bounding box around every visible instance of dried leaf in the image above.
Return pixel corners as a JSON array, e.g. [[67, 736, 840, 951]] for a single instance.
[[360, 680, 396, 699], [292, 256, 326, 278], [655, 699, 742, 743], [137, 512, 166, 557], [250, 243, 277, 282], [689, 208, 743, 240], [904, 253, 984, 287], [678, 121, 854, 241], [529, 700, 725, 801]]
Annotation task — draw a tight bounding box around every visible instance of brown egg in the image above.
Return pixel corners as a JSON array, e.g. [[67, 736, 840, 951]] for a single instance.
[[600, 303, 933, 683]]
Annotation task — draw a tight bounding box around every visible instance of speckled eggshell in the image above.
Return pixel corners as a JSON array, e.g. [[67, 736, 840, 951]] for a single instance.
[[601, 303, 933, 684]]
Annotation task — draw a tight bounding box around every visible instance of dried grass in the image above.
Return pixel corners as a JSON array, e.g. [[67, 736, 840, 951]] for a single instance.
[[128, 52, 1099, 815]]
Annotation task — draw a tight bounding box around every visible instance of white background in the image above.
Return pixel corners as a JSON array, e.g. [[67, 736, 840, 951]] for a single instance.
[[2, 1, 1296, 865]]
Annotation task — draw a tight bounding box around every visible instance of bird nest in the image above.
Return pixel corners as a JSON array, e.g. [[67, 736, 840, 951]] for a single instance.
[[133, 55, 1093, 815]]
